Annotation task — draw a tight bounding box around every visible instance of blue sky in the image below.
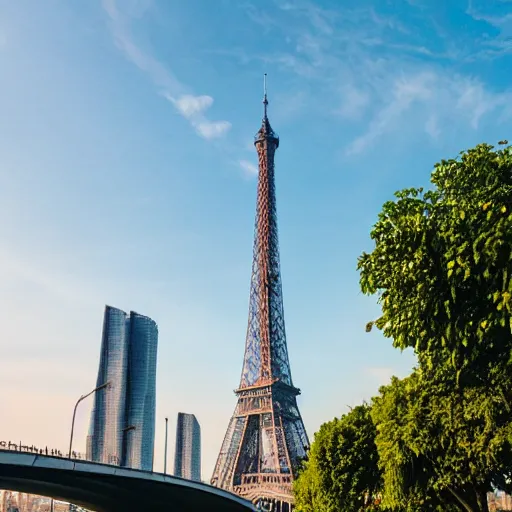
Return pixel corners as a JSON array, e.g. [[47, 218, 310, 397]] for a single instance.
[[0, 0, 510, 479]]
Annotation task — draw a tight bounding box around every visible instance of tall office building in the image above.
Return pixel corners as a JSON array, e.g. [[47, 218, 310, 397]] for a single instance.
[[86, 306, 128, 466], [174, 413, 201, 482], [86, 306, 158, 471], [123, 312, 159, 470]]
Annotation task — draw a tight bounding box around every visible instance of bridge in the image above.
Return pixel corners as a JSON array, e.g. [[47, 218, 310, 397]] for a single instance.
[[0, 450, 257, 512]]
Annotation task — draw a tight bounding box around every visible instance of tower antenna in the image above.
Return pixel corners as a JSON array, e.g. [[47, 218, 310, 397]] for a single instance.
[[263, 73, 268, 119]]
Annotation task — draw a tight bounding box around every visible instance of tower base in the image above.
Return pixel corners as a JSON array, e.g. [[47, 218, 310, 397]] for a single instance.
[[235, 472, 294, 510]]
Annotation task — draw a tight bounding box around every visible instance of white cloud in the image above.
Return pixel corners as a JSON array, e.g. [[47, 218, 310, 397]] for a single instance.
[[101, 0, 230, 140], [174, 95, 214, 118], [239, 159, 259, 177], [162, 93, 232, 139], [196, 121, 232, 140]]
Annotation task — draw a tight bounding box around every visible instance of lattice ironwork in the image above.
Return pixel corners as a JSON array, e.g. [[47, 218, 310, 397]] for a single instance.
[[211, 87, 309, 510]]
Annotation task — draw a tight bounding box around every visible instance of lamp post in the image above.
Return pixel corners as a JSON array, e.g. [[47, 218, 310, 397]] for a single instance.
[[164, 417, 168, 474], [68, 381, 111, 460]]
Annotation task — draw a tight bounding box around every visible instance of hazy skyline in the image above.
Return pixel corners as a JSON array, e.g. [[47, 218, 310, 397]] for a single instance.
[[0, 0, 511, 478]]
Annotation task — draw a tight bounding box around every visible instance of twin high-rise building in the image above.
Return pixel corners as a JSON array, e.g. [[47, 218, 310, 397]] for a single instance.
[[86, 306, 158, 471], [173, 413, 201, 482]]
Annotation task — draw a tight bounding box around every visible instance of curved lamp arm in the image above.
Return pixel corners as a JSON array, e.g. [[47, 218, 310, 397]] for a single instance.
[[68, 381, 111, 460]]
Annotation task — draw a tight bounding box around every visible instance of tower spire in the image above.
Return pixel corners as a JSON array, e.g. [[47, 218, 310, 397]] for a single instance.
[[255, 73, 279, 147], [263, 73, 268, 119]]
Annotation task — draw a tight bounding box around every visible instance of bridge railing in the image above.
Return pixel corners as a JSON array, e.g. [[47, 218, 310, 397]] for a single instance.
[[0, 440, 87, 460]]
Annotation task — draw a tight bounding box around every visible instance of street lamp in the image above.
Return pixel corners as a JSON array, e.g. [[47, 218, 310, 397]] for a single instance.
[[68, 381, 111, 460]]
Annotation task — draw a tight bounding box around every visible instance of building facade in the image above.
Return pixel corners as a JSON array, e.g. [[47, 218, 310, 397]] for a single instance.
[[86, 306, 158, 471], [173, 413, 201, 482]]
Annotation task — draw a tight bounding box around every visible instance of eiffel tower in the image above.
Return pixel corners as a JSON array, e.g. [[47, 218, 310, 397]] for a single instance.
[[211, 78, 309, 511]]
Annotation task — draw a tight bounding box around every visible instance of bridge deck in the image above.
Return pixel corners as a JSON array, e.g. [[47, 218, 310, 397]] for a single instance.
[[0, 450, 256, 512]]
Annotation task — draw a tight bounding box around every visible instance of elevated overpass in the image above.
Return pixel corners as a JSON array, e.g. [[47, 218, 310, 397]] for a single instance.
[[0, 450, 257, 512]]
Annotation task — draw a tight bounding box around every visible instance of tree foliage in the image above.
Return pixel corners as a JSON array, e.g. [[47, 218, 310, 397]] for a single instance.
[[357, 142, 512, 512], [372, 371, 512, 512], [358, 143, 512, 386], [294, 142, 512, 512], [294, 404, 382, 512]]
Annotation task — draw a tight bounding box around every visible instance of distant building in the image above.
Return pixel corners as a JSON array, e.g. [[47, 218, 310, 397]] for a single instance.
[[123, 312, 159, 470], [174, 413, 201, 482], [86, 306, 158, 471], [86, 306, 128, 466]]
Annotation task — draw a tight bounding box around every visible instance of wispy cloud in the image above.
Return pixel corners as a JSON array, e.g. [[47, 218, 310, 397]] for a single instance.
[[239, 159, 259, 178], [425, 114, 440, 140], [101, 0, 231, 140], [245, 3, 280, 32], [347, 72, 511, 154], [234, 1, 512, 153], [173, 95, 214, 118], [467, 4, 512, 58], [276, 1, 336, 35], [337, 85, 370, 120], [346, 72, 433, 155], [196, 121, 231, 139], [164, 93, 231, 139]]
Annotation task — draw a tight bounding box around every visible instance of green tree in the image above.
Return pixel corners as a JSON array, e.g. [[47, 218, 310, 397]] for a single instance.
[[293, 450, 326, 512], [358, 142, 512, 511], [372, 372, 512, 512], [358, 142, 512, 386], [294, 404, 382, 512]]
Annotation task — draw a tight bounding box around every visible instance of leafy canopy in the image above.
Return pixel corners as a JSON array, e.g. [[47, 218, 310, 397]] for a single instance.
[[294, 404, 381, 512], [295, 142, 512, 512], [358, 141, 512, 512], [358, 143, 512, 384], [372, 371, 512, 512]]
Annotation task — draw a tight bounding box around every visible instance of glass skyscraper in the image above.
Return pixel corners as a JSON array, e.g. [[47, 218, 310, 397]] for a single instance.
[[86, 306, 128, 466], [123, 312, 158, 470], [86, 306, 158, 472], [174, 413, 201, 482]]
